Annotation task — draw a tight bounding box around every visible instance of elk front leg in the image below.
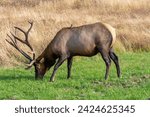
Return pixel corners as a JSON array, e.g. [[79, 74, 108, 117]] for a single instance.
[[49, 56, 67, 82], [67, 57, 73, 79]]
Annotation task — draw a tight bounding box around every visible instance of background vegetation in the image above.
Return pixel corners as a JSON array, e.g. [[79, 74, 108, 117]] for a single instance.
[[0, 0, 150, 99], [0, 0, 150, 65]]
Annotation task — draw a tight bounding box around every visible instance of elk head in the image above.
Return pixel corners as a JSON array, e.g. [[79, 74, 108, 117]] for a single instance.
[[6, 21, 47, 79]]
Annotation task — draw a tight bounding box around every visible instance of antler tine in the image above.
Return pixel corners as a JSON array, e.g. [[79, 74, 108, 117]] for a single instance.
[[14, 27, 26, 37], [13, 27, 33, 51], [13, 22, 35, 60], [10, 32, 25, 44], [6, 38, 17, 49], [14, 26, 33, 50], [27, 21, 35, 60], [6, 21, 36, 67], [6, 34, 33, 61], [7, 34, 16, 44], [27, 21, 33, 34]]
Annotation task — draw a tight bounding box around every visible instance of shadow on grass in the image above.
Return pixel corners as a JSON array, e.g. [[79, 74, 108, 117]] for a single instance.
[[0, 75, 34, 81], [0, 68, 36, 81]]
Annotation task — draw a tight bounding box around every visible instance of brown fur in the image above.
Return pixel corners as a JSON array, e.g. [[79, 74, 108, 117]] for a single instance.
[[35, 22, 121, 81]]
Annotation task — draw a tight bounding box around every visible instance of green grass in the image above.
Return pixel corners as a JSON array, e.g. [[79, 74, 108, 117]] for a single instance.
[[0, 52, 150, 100]]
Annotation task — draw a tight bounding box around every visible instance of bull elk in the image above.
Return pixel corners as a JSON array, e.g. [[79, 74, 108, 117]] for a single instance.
[[6, 21, 120, 82]]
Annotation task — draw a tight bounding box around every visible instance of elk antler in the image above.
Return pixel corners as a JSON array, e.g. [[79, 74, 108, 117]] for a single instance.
[[6, 21, 35, 68]]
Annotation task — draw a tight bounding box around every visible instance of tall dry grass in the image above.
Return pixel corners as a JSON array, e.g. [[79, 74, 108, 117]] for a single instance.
[[0, 0, 150, 66]]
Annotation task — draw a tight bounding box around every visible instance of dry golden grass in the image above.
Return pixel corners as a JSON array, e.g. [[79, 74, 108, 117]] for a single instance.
[[0, 0, 150, 66]]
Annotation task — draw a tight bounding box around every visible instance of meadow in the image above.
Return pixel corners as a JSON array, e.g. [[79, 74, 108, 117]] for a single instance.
[[0, 0, 150, 99], [0, 52, 150, 99]]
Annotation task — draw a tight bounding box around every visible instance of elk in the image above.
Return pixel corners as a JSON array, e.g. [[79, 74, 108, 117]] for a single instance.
[[6, 21, 120, 82]]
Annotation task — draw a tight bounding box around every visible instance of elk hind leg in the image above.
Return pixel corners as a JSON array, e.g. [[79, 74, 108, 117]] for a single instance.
[[109, 48, 121, 78], [98, 48, 111, 80]]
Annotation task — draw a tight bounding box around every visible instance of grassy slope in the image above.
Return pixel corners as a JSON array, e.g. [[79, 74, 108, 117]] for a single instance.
[[0, 52, 150, 100]]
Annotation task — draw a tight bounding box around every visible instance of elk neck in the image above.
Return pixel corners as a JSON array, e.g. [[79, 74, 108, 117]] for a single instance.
[[36, 43, 56, 65]]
